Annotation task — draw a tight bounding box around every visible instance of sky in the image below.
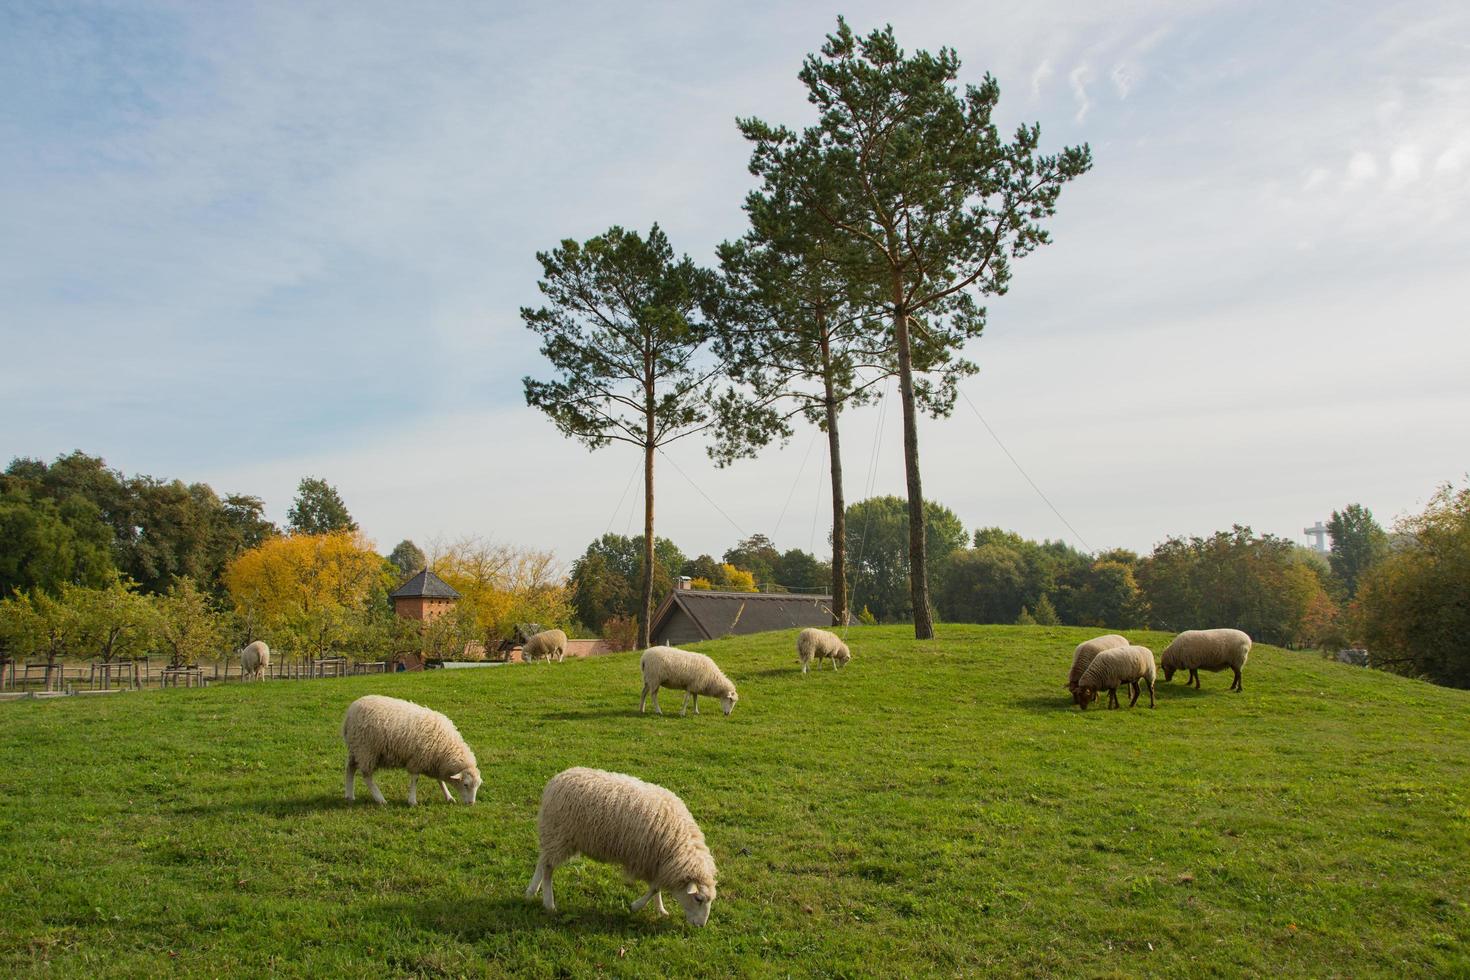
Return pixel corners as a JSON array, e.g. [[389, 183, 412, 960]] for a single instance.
[[3, 0, 1467, 568]]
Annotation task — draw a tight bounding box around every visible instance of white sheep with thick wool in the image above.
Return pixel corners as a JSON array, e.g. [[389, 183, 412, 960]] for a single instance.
[[1161, 628, 1251, 691], [639, 645, 738, 716], [1075, 644, 1157, 710], [239, 640, 270, 681], [522, 628, 568, 663], [526, 767, 718, 926], [341, 695, 482, 805], [1064, 634, 1128, 693], [796, 627, 851, 673]]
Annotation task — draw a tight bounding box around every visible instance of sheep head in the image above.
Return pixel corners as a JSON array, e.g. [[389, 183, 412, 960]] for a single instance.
[[720, 690, 739, 716], [1075, 687, 1099, 710], [454, 767, 483, 804], [674, 879, 717, 927]]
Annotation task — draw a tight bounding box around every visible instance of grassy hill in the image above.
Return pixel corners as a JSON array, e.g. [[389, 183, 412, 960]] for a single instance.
[[1, 625, 1467, 977]]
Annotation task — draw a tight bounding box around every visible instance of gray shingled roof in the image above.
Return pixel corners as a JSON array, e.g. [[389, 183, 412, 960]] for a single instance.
[[389, 569, 461, 600], [650, 589, 837, 641]]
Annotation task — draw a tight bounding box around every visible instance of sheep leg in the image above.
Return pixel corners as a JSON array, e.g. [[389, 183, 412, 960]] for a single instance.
[[440, 780, 454, 802], [802, 660, 809, 675], [640, 684, 649, 713], [1231, 667, 1242, 692], [651, 687, 663, 715], [407, 774, 418, 806], [1128, 681, 1140, 707], [1190, 669, 1200, 689], [1147, 680, 1156, 708], [364, 771, 387, 806], [1107, 687, 1119, 709], [680, 691, 690, 716], [831, 655, 837, 671], [525, 861, 545, 900], [691, 693, 699, 714], [630, 886, 662, 913], [344, 756, 356, 801], [541, 866, 556, 911]]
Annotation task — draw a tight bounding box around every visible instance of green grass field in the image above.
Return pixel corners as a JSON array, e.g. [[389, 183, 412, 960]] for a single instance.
[[1, 625, 1467, 977]]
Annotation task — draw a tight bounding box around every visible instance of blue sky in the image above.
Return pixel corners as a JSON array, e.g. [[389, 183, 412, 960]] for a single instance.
[[3, 0, 1467, 563]]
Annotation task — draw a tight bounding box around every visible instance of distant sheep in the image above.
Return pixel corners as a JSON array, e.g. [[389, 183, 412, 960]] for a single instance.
[[1161, 628, 1251, 692], [240, 640, 270, 681], [1064, 634, 1128, 693], [796, 628, 851, 674], [341, 695, 482, 806], [526, 767, 718, 926], [640, 646, 738, 716], [522, 628, 568, 664], [1076, 645, 1157, 710]]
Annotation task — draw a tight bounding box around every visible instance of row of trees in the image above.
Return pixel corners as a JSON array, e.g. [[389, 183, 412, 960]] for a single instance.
[[1, 451, 575, 667], [1, 452, 359, 599], [562, 497, 1412, 661], [0, 577, 227, 674], [523, 18, 1091, 645]]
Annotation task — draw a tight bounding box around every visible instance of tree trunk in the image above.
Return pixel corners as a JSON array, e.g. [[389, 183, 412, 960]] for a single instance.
[[820, 337, 848, 627], [638, 437, 656, 650], [893, 306, 934, 639]]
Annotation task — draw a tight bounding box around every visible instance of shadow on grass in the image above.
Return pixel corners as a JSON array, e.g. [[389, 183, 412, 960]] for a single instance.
[[178, 793, 351, 818], [373, 893, 676, 939], [1010, 694, 1074, 712], [741, 666, 805, 679], [1154, 682, 1213, 699], [538, 706, 640, 721]]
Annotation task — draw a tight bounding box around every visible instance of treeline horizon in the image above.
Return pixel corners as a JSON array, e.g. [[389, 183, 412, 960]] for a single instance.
[[3, 450, 1467, 689]]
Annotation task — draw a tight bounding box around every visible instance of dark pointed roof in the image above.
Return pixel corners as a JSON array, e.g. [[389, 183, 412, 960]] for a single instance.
[[649, 589, 837, 641], [390, 569, 461, 600]]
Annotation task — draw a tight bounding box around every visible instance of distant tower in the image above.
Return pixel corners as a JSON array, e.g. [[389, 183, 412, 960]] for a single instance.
[[1303, 521, 1329, 554]]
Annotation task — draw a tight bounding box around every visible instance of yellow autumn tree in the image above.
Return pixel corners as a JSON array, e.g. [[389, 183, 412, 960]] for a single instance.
[[427, 536, 573, 644], [223, 531, 390, 658], [717, 563, 759, 593]]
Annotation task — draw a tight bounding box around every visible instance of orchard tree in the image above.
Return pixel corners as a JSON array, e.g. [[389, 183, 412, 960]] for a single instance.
[[153, 578, 224, 668], [523, 224, 718, 647], [287, 477, 357, 535], [68, 579, 156, 663], [739, 19, 1091, 637]]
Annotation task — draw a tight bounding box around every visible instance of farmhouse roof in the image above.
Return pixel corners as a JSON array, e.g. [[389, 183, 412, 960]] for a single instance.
[[389, 569, 461, 600], [649, 589, 838, 641]]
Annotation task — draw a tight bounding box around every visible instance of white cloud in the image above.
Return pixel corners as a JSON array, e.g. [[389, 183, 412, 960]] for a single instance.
[[1069, 63, 1093, 122], [1110, 62, 1136, 99], [1434, 141, 1469, 174], [1030, 58, 1053, 98], [1345, 151, 1379, 186], [1388, 144, 1422, 188], [1303, 167, 1331, 191]]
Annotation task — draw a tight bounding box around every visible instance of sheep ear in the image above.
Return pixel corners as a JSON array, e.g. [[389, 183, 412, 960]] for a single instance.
[[686, 882, 699, 895]]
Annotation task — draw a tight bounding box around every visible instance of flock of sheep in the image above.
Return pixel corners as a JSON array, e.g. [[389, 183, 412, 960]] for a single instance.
[[331, 623, 1244, 928], [1066, 628, 1252, 709]]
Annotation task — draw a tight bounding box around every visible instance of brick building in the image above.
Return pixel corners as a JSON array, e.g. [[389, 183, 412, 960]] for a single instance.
[[389, 569, 461, 622]]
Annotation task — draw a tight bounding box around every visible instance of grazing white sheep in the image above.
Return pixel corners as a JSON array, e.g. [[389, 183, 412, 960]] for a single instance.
[[1075, 645, 1157, 710], [1161, 628, 1251, 692], [341, 695, 482, 806], [240, 640, 270, 681], [522, 628, 568, 664], [1064, 634, 1128, 693], [796, 628, 851, 674], [639, 646, 738, 717], [525, 767, 718, 926]]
